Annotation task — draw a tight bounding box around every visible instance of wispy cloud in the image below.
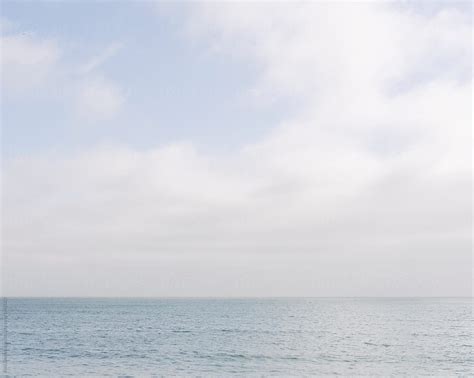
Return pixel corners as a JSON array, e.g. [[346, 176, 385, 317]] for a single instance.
[[77, 41, 123, 75], [1, 23, 125, 120]]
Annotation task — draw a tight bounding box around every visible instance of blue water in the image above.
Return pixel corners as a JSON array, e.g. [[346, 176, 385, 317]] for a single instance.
[[2, 298, 472, 376]]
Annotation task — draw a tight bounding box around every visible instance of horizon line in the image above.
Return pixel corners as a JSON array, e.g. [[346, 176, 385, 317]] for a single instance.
[[2, 296, 472, 299]]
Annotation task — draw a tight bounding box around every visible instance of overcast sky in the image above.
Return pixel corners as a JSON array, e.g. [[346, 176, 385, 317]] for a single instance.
[[1, 1, 472, 297]]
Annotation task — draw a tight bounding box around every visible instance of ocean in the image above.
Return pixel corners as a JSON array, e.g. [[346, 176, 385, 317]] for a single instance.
[[2, 298, 472, 376]]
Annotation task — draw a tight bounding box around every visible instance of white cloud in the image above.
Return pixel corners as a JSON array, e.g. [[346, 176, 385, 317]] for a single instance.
[[76, 76, 125, 120], [3, 3, 472, 296], [0, 32, 60, 95], [186, 3, 471, 103]]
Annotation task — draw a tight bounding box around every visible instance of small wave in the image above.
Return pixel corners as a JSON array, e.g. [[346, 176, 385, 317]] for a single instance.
[[219, 353, 247, 359], [363, 342, 391, 347], [219, 328, 235, 333], [281, 356, 302, 361]]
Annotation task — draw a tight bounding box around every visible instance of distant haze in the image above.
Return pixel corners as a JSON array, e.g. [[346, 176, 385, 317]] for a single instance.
[[1, 2, 472, 297]]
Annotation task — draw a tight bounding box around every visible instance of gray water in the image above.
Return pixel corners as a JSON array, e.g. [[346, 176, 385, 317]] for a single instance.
[[2, 298, 472, 376]]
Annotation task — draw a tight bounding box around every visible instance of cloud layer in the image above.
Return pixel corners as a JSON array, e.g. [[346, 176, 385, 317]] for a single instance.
[[3, 3, 472, 296]]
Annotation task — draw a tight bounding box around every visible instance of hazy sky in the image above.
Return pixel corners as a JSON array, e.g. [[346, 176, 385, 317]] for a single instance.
[[1, 1, 472, 297]]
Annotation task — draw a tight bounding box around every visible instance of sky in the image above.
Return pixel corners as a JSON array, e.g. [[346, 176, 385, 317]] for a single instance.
[[1, 1, 472, 297]]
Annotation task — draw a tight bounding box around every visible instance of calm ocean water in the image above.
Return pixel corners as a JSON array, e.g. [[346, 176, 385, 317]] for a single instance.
[[2, 298, 472, 376]]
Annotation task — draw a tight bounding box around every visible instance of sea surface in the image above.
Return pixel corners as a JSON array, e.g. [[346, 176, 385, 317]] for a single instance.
[[2, 298, 472, 376]]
